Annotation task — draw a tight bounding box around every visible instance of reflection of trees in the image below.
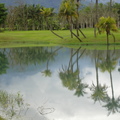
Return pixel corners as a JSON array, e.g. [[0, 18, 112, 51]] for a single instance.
[[103, 96, 120, 116], [98, 46, 120, 115], [7, 47, 56, 68], [42, 47, 62, 77], [59, 47, 88, 97], [0, 116, 6, 120], [0, 52, 9, 75], [0, 90, 29, 120], [118, 68, 120, 72], [90, 50, 108, 103]]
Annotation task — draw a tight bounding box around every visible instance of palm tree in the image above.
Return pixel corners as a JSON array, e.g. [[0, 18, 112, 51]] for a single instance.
[[96, 16, 118, 45], [40, 7, 63, 39], [59, 0, 82, 42], [94, 0, 98, 37]]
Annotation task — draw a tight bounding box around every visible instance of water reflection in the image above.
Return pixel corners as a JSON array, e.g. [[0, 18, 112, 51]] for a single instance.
[[0, 46, 120, 120]]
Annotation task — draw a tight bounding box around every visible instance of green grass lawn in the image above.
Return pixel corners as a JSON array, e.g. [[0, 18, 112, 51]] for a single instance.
[[0, 28, 120, 48]]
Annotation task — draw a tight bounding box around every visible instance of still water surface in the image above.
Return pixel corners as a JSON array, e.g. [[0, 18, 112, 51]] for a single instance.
[[0, 46, 120, 120]]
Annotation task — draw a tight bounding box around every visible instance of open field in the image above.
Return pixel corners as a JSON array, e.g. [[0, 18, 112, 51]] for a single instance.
[[0, 28, 120, 48]]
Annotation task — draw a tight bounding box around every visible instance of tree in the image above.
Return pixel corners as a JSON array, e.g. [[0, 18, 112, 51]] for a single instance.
[[59, 0, 83, 42], [40, 7, 63, 39], [0, 4, 7, 30], [96, 17, 118, 45]]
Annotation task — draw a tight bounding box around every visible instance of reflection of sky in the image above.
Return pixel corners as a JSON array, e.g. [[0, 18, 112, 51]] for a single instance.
[[0, 47, 120, 120]]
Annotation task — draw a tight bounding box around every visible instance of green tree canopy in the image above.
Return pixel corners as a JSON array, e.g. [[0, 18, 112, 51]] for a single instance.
[[96, 17, 118, 44], [0, 4, 7, 26]]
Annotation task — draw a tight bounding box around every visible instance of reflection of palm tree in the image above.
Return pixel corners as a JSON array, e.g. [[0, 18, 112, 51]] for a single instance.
[[103, 96, 120, 115], [42, 69, 52, 77], [118, 68, 120, 72], [90, 51, 107, 102], [74, 80, 88, 97], [103, 68, 120, 115], [59, 68, 79, 90], [98, 46, 120, 115], [59, 47, 88, 97], [90, 50, 108, 103], [42, 47, 62, 77], [0, 52, 9, 75], [90, 83, 108, 103]]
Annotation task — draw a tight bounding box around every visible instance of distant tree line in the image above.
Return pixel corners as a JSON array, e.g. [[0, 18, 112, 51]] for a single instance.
[[0, 1, 120, 31]]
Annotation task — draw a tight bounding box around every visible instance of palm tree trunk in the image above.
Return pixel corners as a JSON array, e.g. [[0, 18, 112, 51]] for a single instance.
[[109, 0, 112, 17], [71, 31, 83, 42], [106, 32, 109, 45], [46, 18, 64, 39], [78, 29, 86, 38], [94, 0, 98, 37]]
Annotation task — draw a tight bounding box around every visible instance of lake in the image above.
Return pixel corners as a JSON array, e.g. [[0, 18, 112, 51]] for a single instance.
[[0, 46, 120, 120]]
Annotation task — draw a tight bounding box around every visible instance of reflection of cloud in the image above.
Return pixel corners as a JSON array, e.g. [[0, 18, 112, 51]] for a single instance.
[[0, 65, 120, 120]]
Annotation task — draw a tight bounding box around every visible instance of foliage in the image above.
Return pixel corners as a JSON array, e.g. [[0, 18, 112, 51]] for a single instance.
[[96, 17, 118, 34], [0, 4, 7, 27], [74, 81, 88, 97], [98, 54, 117, 73], [103, 96, 120, 116], [0, 52, 9, 75], [96, 16, 119, 44], [0, 116, 5, 120], [59, 0, 77, 19], [0, 90, 29, 120], [42, 69, 52, 77], [59, 69, 79, 90], [40, 7, 54, 18], [90, 83, 108, 102]]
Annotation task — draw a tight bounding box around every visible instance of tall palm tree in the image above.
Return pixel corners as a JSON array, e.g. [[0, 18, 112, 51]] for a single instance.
[[96, 16, 118, 45], [40, 7, 63, 39], [59, 0, 82, 42], [94, 0, 98, 37]]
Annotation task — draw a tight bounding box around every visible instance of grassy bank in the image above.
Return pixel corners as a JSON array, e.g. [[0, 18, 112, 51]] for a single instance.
[[0, 28, 120, 48]]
